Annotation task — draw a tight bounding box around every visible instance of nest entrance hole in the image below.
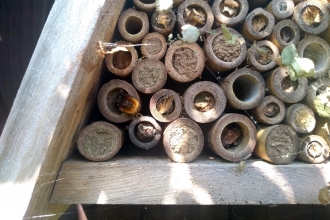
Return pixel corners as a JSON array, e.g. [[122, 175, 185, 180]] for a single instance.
[[281, 76, 298, 93]]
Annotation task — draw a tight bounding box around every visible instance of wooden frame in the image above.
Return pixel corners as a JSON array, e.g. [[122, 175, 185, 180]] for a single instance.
[[0, 0, 329, 219]]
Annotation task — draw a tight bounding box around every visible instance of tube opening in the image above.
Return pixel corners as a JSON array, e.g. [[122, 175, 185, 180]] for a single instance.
[[307, 141, 323, 158], [281, 76, 298, 92], [184, 5, 207, 28], [221, 122, 249, 152], [303, 42, 327, 72], [134, 122, 156, 143], [254, 46, 274, 65], [252, 14, 269, 32], [233, 75, 259, 102], [156, 95, 175, 115], [280, 26, 295, 43], [279, 2, 287, 12], [140, 0, 155, 4], [113, 51, 132, 69], [219, 0, 241, 18], [125, 16, 143, 35], [301, 5, 323, 28], [194, 91, 215, 112], [263, 102, 280, 118], [106, 88, 129, 115]]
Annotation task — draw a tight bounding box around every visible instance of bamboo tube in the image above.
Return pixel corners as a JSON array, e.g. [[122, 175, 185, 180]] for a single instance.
[[249, 95, 286, 125], [297, 135, 330, 164], [220, 68, 266, 110], [293, 0, 330, 35], [128, 116, 162, 149], [132, 0, 156, 14], [183, 81, 227, 123], [212, 0, 249, 27], [264, 0, 294, 21], [163, 118, 204, 162], [165, 40, 205, 83], [269, 19, 300, 51], [151, 9, 177, 37], [265, 67, 308, 103], [297, 35, 330, 79], [131, 59, 167, 94], [118, 8, 149, 43], [254, 124, 299, 164], [104, 41, 138, 78], [77, 122, 124, 161], [284, 103, 316, 133], [177, 0, 214, 36], [97, 79, 140, 123], [141, 32, 167, 60], [209, 113, 257, 161], [247, 40, 279, 73], [304, 78, 330, 118], [240, 8, 275, 41], [203, 27, 246, 74], [150, 89, 182, 122]]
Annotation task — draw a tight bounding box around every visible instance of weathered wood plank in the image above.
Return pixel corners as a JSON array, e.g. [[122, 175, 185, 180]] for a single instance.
[[50, 156, 330, 205], [0, 0, 125, 219]]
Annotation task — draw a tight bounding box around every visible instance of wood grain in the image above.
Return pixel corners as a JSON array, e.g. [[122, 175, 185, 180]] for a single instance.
[[0, 0, 125, 219], [50, 156, 330, 205]]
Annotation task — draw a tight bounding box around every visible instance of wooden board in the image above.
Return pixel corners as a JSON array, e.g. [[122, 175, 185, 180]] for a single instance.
[[50, 156, 330, 205], [0, 0, 125, 219]]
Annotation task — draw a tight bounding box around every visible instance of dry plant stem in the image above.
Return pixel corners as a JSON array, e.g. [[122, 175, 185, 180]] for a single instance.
[[241, 8, 275, 41], [203, 27, 246, 73], [212, 0, 249, 27], [293, 0, 330, 35], [128, 116, 162, 149], [163, 118, 204, 163], [118, 8, 149, 44], [269, 19, 300, 51], [249, 95, 285, 125], [150, 89, 182, 122], [266, 67, 308, 103], [183, 81, 227, 123], [97, 79, 140, 123], [221, 68, 266, 110], [77, 122, 124, 161], [314, 116, 330, 147], [297, 35, 330, 79], [297, 135, 330, 164], [209, 113, 257, 161], [303, 78, 330, 116], [104, 41, 138, 78], [141, 32, 167, 60], [247, 40, 279, 72], [151, 9, 176, 37], [284, 103, 316, 133], [177, 0, 214, 36], [264, 0, 294, 21], [132, 0, 156, 13], [132, 58, 167, 94], [254, 124, 299, 164], [165, 40, 205, 83]]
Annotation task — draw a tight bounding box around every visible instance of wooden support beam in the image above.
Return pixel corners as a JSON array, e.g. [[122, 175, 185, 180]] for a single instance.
[[0, 0, 125, 219], [50, 156, 330, 205]]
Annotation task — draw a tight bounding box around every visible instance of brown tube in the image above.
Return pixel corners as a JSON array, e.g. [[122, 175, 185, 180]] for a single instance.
[[104, 41, 138, 78], [163, 118, 204, 162], [293, 0, 330, 35], [265, 67, 308, 103], [77, 121, 124, 161], [297, 135, 330, 164], [118, 8, 149, 44], [314, 116, 330, 147], [269, 19, 300, 51], [128, 116, 162, 149], [254, 124, 299, 164], [209, 113, 257, 162], [183, 81, 227, 123], [284, 103, 316, 134], [203, 27, 246, 74], [247, 40, 279, 73], [240, 8, 275, 41], [297, 35, 330, 79], [132, 59, 167, 94], [249, 95, 285, 125], [264, 0, 294, 21], [177, 0, 214, 36], [212, 0, 249, 27], [97, 79, 140, 123], [150, 89, 182, 122], [220, 68, 266, 110], [151, 9, 177, 37], [165, 40, 205, 83], [141, 32, 167, 60], [132, 0, 156, 13]]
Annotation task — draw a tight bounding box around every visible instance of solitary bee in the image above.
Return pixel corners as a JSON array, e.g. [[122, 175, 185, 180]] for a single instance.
[[116, 90, 140, 115]]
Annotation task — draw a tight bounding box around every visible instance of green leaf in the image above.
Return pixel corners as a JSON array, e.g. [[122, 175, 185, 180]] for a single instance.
[[281, 44, 298, 65], [289, 57, 315, 80], [221, 24, 238, 45]]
